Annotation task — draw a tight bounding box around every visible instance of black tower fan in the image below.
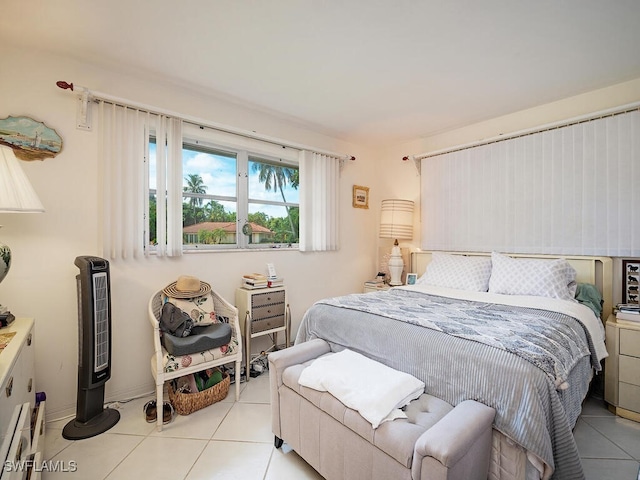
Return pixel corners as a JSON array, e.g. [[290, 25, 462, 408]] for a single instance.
[[63, 256, 120, 439]]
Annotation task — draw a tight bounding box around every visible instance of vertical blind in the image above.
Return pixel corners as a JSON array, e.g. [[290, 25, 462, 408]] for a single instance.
[[421, 109, 639, 256], [299, 151, 340, 251], [98, 101, 183, 259]]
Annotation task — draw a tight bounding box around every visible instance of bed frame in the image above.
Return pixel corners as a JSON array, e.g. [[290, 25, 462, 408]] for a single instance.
[[410, 251, 613, 324]]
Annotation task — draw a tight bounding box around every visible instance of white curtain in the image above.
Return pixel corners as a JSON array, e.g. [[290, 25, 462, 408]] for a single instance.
[[421, 109, 640, 256], [98, 102, 183, 259], [299, 150, 340, 251], [153, 116, 183, 257]]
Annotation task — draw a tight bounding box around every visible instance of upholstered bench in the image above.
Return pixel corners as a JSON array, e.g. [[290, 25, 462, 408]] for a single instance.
[[269, 339, 496, 480]]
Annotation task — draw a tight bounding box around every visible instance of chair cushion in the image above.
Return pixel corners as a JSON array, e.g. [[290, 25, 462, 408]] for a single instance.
[[162, 323, 232, 356]]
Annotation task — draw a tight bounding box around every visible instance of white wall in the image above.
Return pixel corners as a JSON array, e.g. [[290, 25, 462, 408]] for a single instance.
[[0, 44, 381, 420]]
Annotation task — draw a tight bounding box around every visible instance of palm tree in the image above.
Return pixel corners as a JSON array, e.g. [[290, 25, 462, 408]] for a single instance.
[[251, 162, 297, 238], [183, 174, 207, 227], [184, 174, 207, 208]]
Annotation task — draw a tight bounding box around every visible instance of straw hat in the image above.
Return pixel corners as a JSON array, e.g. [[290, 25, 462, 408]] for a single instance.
[[163, 275, 211, 299]]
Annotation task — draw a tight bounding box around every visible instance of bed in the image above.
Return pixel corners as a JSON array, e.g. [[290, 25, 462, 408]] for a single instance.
[[295, 251, 613, 480]]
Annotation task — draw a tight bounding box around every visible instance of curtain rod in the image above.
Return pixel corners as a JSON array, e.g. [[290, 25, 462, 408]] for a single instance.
[[56, 81, 356, 162], [402, 100, 640, 164]]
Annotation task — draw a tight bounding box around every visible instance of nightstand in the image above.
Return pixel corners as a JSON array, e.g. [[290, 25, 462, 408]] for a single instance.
[[363, 283, 391, 293], [604, 314, 640, 422], [235, 287, 290, 381]]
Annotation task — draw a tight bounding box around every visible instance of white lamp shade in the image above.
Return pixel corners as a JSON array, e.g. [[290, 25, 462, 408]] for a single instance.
[[380, 199, 413, 240], [0, 145, 45, 213]]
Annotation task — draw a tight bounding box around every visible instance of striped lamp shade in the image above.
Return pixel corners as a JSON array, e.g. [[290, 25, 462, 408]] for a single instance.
[[380, 199, 414, 240]]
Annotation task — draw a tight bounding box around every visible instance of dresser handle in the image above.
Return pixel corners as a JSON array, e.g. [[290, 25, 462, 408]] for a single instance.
[[28, 378, 33, 393], [5, 376, 13, 398], [27, 333, 32, 346]]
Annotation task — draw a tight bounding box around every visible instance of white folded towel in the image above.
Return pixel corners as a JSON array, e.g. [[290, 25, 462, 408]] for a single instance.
[[298, 349, 425, 428]]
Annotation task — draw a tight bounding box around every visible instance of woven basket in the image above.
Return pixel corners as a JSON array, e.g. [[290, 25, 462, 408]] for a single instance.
[[168, 369, 230, 415]]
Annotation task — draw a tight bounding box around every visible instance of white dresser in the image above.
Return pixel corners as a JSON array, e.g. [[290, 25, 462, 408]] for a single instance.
[[0, 318, 45, 479]]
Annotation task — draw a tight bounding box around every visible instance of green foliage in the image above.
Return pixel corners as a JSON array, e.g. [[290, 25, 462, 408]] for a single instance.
[[198, 228, 228, 244], [149, 195, 157, 244], [248, 211, 268, 227]]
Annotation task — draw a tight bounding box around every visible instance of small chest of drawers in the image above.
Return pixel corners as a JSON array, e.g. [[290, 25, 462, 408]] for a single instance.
[[605, 315, 640, 422], [235, 287, 290, 380]]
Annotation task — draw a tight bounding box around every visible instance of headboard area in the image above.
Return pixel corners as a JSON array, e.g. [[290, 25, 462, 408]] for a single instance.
[[410, 251, 613, 323]]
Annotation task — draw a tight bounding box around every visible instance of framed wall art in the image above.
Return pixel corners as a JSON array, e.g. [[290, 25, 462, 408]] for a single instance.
[[352, 185, 369, 209], [0, 115, 63, 161], [622, 259, 640, 305]]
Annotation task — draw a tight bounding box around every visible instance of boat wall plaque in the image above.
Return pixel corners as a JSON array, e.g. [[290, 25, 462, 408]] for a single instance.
[[0, 115, 63, 161]]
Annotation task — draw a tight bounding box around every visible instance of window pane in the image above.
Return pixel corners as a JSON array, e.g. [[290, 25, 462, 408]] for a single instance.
[[182, 146, 238, 247], [248, 158, 299, 246], [248, 158, 299, 204], [248, 204, 299, 245], [185, 147, 237, 199]]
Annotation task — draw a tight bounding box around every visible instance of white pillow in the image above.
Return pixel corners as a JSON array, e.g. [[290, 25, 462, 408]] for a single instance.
[[488, 252, 577, 300], [416, 252, 492, 292]]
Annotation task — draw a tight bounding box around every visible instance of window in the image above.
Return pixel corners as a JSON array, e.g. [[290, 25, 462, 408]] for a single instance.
[[148, 128, 299, 251]]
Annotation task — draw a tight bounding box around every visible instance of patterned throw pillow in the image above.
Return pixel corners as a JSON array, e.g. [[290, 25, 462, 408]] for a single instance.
[[488, 252, 577, 300], [416, 252, 493, 292], [164, 293, 217, 326]]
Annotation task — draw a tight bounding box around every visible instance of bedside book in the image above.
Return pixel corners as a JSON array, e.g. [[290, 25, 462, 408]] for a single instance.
[[615, 310, 640, 324]]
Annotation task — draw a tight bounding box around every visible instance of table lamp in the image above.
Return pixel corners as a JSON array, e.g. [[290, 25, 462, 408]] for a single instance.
[[0, 145, 45, 321], [379, 199, 414, 286]]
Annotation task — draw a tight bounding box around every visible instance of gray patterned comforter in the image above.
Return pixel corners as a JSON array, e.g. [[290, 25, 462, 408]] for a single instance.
[[296, 287, 598, 480]]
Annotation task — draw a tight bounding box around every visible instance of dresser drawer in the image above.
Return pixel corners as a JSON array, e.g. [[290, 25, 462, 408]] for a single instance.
[[251, 290, 286, 308], [620, 328, 640, 358], [619, 355, 640, 386], [1, 402, 32, 479], [619, 382, 640, 414]]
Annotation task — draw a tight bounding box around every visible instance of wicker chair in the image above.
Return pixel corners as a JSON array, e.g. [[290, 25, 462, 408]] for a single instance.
[[148, 289, 242, 431]]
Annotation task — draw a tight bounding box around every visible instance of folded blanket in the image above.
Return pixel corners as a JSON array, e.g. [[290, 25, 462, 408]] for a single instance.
[[298, 349, 425, 428]]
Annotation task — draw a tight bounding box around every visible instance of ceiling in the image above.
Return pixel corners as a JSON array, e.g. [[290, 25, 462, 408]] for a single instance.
[[2, 1, 640, 147]]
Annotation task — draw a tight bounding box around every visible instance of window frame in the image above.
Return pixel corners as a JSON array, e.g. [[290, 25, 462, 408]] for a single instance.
[[149, 125, 300, 253]]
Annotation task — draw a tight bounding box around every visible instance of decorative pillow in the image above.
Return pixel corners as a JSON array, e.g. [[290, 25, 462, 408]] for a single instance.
[[164, 293, 216, 326], [488, 252, 577, 300], [575, 283, 603, 318], [416, 252, 492, 292]]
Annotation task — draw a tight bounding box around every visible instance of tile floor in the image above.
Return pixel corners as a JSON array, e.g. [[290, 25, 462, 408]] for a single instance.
[[42, 373, 640, 480]]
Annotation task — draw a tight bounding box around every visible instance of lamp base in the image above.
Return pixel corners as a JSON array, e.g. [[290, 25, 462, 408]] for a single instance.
[[388, 245, 404, 286]]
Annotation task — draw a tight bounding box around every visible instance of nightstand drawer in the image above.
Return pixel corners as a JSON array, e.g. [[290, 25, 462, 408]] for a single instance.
[[251, 316, 285, 334], [620, 329, 640, 358], [252, 303, 286, 320], [619, 382, 640, 414], [619, 355, 640, 386], [251, 290, 286, 308]]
